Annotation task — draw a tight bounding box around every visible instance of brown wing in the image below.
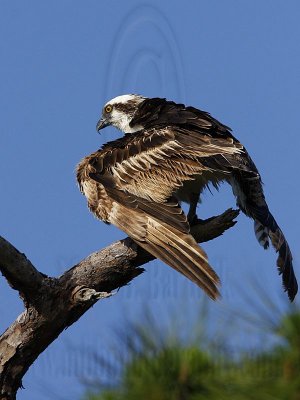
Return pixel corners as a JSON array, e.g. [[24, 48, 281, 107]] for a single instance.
[[89, 127, 244, 204], [106, 188, 220, 299], [77, 157, 220, 298], [77, 126, 246, 299]]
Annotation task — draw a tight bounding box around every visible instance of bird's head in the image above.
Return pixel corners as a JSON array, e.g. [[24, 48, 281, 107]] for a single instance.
[[96, 94, 146, 134]]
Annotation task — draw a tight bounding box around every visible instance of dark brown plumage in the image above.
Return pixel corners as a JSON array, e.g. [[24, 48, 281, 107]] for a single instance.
[[77, 94, 298, 301]]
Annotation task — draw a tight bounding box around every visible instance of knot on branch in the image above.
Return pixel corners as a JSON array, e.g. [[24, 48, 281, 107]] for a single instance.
[[71, 286, 113, 304]]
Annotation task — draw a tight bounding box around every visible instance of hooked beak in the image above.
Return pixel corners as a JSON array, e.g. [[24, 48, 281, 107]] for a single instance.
[[96, 118, 109, 132]]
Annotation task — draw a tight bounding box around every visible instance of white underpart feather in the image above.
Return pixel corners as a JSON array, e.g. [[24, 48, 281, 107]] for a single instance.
[[110, 109, 143, 133]]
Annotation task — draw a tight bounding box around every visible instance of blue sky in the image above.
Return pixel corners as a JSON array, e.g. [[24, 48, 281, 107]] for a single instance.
[[1, 1, 300, 398]]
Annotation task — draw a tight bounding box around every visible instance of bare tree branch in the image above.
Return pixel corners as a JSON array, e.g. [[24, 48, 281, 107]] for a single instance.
[[0, 238, 44, 300], [0, 208, 239, 399]]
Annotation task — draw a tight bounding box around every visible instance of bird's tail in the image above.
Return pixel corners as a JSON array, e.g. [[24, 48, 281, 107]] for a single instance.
[[231, 170, 298, 301], [136, 218, 220, 300], [254, 220, 269, 249]]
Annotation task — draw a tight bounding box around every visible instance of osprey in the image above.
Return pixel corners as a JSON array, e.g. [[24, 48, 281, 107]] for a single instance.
[[77, 94, 298, 301]]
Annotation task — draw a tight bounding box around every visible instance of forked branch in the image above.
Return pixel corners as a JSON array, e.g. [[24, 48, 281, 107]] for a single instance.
[[0, 208, 239, 400]]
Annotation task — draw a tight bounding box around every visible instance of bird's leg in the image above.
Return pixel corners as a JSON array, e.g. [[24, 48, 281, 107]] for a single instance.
[[187, 192, 200, 225]]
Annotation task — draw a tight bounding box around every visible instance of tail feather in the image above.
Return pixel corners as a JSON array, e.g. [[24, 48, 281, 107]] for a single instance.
[[254, 220, 269, 249], [269, 226, 298, 301], [231, 171, 298, 301]]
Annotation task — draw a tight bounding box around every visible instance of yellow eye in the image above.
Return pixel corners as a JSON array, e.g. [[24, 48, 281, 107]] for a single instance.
[[104, 104, 113, 113]]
